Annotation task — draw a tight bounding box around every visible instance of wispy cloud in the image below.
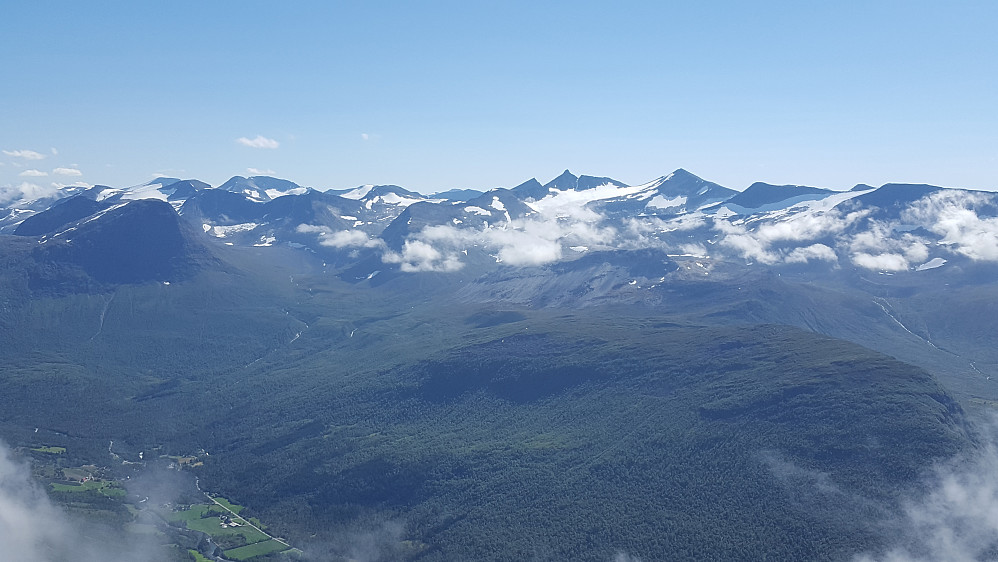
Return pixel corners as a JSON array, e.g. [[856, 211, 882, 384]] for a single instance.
[[247, 167, 275, 175], [2, 149, 46, 160], [236, 135, 279, 149], [854, 427, 998, 562], [53, 167, 82, 176], [52, 181, 90, 189], [18, 169, 48, 177]]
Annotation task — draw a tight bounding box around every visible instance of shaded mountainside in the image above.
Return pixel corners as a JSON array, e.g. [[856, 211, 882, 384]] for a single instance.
[[3, 199, 220, 293], [0, 239, 982, 560], [192, 313, 971, 561]]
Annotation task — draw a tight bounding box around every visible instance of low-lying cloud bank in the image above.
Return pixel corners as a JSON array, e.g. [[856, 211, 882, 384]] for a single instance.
[[326, 185, 998, 274], [854, 433, 998, 561], [0, 442, 167, 562]]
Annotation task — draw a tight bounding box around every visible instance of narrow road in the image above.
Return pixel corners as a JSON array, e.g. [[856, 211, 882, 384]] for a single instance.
[[195, 477, 290, 548]]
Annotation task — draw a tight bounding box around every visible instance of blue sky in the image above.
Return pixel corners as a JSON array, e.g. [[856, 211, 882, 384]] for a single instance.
[[2, 1, 996, 195]]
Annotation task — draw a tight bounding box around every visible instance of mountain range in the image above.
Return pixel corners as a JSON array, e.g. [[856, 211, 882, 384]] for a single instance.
[[2, 167, 998, 560], [5, 168, 996, 283]]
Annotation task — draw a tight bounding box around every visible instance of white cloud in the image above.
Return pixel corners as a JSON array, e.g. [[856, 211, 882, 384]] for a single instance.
[[236, 135, 279, 149], [714, 219, 782, 264], [247, 167, 276, 175], [51, 181, 90, 189], [53, 167, 82, 176], [851, 252, 910, 271], [853, 431, 998, 562], [754, 209, 869, 245], [50, 147, 58, 155], [0, 182, 59, 205], [487, 227, 563, 265], [711, 208, 869, 266], [296, 224, 383, 249], [903, 191, 998, 261], [383, 239, 465, 272], [785, 244, 838, 264], [0, 441, 167, 562], [361, 133, 370, 141], [322, 230, 382, 249], [847, 220, 929, 271], [2, 149, 45, 160], [18, 169, 47, 177]]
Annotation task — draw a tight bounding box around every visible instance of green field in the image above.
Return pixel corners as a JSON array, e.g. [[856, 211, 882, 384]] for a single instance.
[[50, 480, 125, 497], [223, 539, 290, 560], [213, 496, 245, 514], [170, 503, 269, 548], [187, 550, 212, 562], [167, 504, 224, 523], [31, 445, 66, 454]]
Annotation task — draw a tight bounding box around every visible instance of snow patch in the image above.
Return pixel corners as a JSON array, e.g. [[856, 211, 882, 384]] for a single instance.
[[647, 195, 687, 209], [342, 185, 374, 200], [208, 223, 259, 238], [378, 192, 422, 207], [265, 187, 308, 199], [916, 257, 947, 271]]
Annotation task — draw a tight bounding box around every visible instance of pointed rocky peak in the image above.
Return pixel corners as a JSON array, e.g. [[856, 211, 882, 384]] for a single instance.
[[510, 178, 549, 201], [627, 170, 736, 214], [543, 170, 579, 191]]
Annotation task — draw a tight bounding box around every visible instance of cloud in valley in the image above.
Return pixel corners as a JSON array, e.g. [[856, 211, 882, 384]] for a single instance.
[[236, 135, 280, 149], [903, 191, 998, 262], [382, 206, 621, 271], [848, 221, 930, 271], [712, 208, 869, 266], [297, 224, 384, 249], [854, 435, 998, 562], [0, 442, 166, 562]]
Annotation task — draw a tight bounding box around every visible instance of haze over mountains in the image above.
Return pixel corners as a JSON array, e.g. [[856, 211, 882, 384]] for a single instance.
[[3, 166, 998, 561]]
